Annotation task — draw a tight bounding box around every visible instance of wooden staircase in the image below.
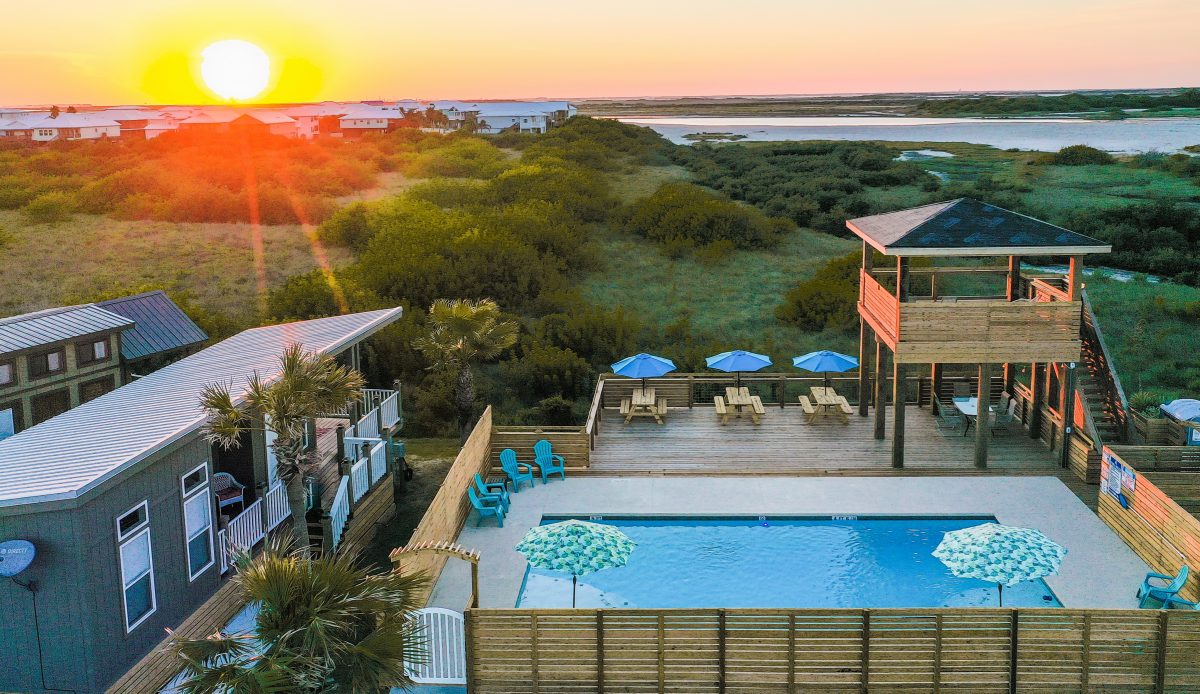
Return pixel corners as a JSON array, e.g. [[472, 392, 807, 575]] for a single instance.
[[1076, 290, 1131, 447]]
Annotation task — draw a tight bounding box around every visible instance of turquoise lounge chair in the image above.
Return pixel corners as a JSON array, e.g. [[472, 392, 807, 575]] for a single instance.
[[1161, 594, 1200, 610], [467, 486, 505, 527], [474, 473, 510, 511], [1138, 565, 1189, 607], [500, 448, 536, 491], [533, 439, 566, 483]]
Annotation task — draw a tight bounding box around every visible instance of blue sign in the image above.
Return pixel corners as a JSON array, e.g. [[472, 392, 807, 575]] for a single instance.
[[0, 539, 35, 577]]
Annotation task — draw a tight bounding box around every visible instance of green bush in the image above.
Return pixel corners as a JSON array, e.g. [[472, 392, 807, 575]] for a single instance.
[[501, 342, 593, 401], [774, 251, 861, 331], [22, 191, 76, 224], [623, 182, 790, 249], [1045, 145, 1115, 166], [407, 138, 508, 178], [1129, 390, 1169, 417], [317, 202, 374, 250]]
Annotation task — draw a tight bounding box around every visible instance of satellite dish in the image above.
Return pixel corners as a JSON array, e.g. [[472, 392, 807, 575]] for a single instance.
[[0, 540, 36, 577]]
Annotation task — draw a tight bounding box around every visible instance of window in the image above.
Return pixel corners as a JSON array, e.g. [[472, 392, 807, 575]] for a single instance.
[[181, 464, 214, 580], [117, 501, 156, 631], [28, 348, 65, 378], [76, 338, 109, 365], [30, 389, 70, 425], [0, 404, 17, 440], [79, 375, 115, 403], [0, 360, 13, 386]]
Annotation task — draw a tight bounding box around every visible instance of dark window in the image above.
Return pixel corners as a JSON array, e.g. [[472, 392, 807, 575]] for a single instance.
[[28, 349, 65, 379], [79, 375, 115, 403], [30, 389, 70, 425], [0, 360, 14, 386], [117, 502, 148, 537], [76, 338, 110, 365]]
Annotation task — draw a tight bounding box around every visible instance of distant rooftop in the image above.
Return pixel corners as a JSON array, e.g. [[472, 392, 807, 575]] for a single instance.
[[847, 198, 1111, 256], [0, 305, 134, 355], [95, 291, 208, 362], [0, 308, 403, 510]]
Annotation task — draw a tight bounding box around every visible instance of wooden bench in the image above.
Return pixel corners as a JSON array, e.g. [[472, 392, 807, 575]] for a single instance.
[[654, 397, 669, 417], [749, 395, 766, 424], [714, 395, 729, 424], [836, 396, 854, 418], [619, 397, 632, 421], [798, 395, 818, 423]]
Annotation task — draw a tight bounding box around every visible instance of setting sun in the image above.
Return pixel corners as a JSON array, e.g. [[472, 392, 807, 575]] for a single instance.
[[200, 39, 270, 100]]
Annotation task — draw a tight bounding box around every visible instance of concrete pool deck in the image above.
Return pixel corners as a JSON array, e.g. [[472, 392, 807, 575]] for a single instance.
[[428, 476, 1150, 610]]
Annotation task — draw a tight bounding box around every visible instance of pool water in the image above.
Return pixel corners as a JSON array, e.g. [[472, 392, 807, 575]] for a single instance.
[[516, 516, 1062, 609]]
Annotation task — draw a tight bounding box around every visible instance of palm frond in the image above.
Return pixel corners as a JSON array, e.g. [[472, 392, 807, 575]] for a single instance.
[[200, 381, 250, 450]]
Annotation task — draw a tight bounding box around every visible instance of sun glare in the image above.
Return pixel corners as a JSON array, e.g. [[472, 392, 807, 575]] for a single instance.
[[200, 39, 270, 100]]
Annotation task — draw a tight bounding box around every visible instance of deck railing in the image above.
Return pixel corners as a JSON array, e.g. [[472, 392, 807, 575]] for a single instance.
[[225, 498, 264, 553], [349, 457, 371, 505], [369, 440, 388, 485], [345, 389, 402, 446], [329, 477, 351, 549], [263, 481, 290, 532], [216, 529, 228, 574]]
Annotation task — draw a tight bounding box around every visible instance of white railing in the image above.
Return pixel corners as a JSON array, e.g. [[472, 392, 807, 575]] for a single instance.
[[350, 458, 370, 504], [216, 529, 228, 574], [344, 389, 400, 445], [329, 477, 351, 549], [264, 481, 290, 531], [379, 390, 401, 429], [369, 440, 388, 485], [407, 608, 467, 684], [226, 499, 265, 554], [362, 388, 393, 412]]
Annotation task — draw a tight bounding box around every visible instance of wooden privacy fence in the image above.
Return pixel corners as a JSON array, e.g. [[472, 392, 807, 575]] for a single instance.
[[1099, 447, 1200, 604], [492, 425, 590, 470], [394, 406, 493, 606], [465, 607, 1200, 693]]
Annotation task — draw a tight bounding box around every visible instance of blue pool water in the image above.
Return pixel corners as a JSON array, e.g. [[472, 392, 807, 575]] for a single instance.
[[516, 516, 1062, 609]]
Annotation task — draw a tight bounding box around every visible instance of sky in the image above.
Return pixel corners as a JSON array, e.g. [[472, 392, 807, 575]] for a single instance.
[[0, 0, 1197, 105]]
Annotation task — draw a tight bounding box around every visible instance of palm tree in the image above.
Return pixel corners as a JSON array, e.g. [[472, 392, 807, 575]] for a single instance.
[[170, 537, 429, 694], [414, 299, 518, 441], [201, 343, 364, 551]]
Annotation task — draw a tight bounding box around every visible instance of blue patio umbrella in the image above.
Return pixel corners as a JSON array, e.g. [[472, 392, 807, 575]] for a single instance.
[[793, 350, 859, 389], [611, 353, 677, 389], [932, 523, 1066, 606], [706, 350, 773, 388]]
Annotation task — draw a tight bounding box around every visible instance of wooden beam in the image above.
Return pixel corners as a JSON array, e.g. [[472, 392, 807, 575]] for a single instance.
[[1007, 255, 1022, 301], [874, 341, 887, 440], [1028, 362, 1043, 439], [930, 363, 942, 414], [976, 363, 992, 468], [1061, 361, 1077, 469], [896, 257, 910, 302], [858, 319, 871, 417], [893, 362, 905, 468]]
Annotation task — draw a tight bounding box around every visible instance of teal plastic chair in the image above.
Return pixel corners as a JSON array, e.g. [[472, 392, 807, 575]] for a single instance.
[[500, 448, 536, 491], [534, 439, 566, 482], [474, 473, 510, 511], [1138, 565, 1189, 607], [467, 486, 505, 527]]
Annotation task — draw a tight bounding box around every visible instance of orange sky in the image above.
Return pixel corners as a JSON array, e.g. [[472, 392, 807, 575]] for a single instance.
[[1, 0, 1197, 105]]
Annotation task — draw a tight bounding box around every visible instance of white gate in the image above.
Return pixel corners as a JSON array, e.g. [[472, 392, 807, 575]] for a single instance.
[[408, 608, 466, 684]]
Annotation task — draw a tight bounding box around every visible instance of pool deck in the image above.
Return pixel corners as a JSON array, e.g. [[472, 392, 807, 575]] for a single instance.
[[429, 476, 1149, 611]]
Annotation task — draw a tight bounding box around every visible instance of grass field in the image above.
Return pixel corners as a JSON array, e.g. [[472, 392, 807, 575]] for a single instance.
[[0, 210, 354, 319]]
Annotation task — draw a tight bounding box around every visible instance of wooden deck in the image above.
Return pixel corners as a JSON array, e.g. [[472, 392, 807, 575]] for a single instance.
[[590, 405, 1097, 507]]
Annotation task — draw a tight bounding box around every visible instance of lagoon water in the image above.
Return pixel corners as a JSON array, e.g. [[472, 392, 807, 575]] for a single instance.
[[619, 115, 1200, 153]]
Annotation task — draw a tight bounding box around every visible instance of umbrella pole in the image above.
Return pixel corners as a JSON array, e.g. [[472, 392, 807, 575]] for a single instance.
[[998, 583, 1003, 607], [572, 574, 577, 608]]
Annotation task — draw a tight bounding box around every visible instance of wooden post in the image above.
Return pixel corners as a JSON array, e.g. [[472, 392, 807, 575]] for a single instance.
[[1007, 255, 1022, 301], [896, 257, 910, 303], [657, 614, 666, 694], [933, 614, 943, 692], [1080, 614, 1091, 689], [1061, 361, 1077, 468], [779, 375, 787, 409], [975, 363, 992, 468], [718, 609, 727, 693], [530, 613, 540, 694], [1028, 362, 1043, 439], [1008, 609, 1019, 694], [687, 375, 694, 409], [1155, 610, 1169, 694], [787, 613, 797, 691], [1067, 255, 1084, 301], [860, 609, 871, 693], [858, 320, 871, 417], [597, 611, 605, 694], [892, 361, 905, 468], [874, 342, 888, 440], [464, 610, 477, 692], [470, 561, 479, 609], [930, 363, 942, 415]]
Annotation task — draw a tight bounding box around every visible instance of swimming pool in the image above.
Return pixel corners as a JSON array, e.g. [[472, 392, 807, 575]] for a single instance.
[[516, 516, 1061, 609]]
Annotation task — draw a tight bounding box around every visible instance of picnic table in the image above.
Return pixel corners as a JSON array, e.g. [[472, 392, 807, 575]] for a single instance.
[[808, 386, 853, 423], [620, 387, 668, 424], [715, 386, 765, 424], [952, 397, 996, 436]]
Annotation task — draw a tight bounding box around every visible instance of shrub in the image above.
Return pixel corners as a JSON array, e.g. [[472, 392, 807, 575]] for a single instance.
[[623, 182, 790, 249], [22, 191, 76, 224], [1129, 390, 1169, 417], [318, 202, 374, 249], [1046, 145, 1115, 166], [407, 138, 508, 178], [695, 239, 735, 266], [775, 251, 862, 331], [501, 342, 593, 401], [534, 395, 577, 426]]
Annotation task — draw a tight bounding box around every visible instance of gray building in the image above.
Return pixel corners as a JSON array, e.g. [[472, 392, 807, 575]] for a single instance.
[[0, 308, 403, 694]]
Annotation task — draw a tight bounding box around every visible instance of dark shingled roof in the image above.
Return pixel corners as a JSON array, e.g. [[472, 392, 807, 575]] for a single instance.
[[96, 291, 208, 361], [847, 198, 1111, 256]]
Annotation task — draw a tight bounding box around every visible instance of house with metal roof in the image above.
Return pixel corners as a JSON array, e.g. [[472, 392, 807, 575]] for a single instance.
[[0, 304, 135, 440], [96, 290, 209, 380], [0, 308, 406, 694]]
